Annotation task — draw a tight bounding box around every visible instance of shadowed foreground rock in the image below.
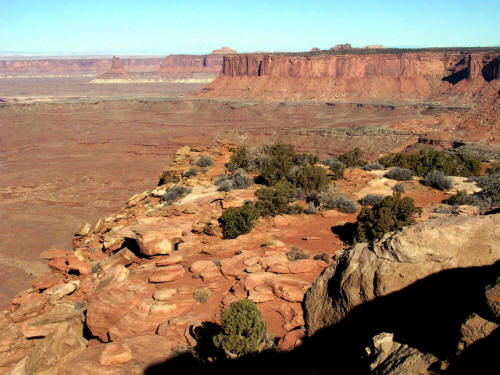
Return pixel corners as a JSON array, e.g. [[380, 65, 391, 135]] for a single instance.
[[303, 213, 500, 374], [304, 213, 500, 335]]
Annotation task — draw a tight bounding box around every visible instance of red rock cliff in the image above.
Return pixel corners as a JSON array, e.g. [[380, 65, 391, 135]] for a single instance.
[[199, 51, 500, 103]]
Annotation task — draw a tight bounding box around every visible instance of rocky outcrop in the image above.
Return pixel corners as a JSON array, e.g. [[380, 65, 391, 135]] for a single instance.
[[199, 49, 500, 103], [304, 213, 500, 336], [365, 332, 439, 375], [0, 143, 334, 373]]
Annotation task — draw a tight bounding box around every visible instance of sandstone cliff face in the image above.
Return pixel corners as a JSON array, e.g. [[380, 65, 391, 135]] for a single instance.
[[157, 54, 224, 76], [200, 51, 500, 103]]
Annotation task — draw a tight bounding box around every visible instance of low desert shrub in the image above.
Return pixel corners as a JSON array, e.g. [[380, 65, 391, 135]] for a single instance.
[[218, 203, 260, 239], [360, 194, 384, 206], [379, 149, 481, 177], [469, 176, 500, 212], [161, 185, 191, 204], [196, 155, 214, 168], [227, 146, 249, 171], [287, 247, 310, 261], [443, 190, 469, 205], [353, 195, 421, 243], [255, 181, 298, 217], [385, 167, 413, 181], [392, 183, 406, 193], [305, 201, 321, 214], [183, 168, 198, 178], [231, 169, 253, 189], [363, 162, 384, 171], [326, 195, 358, 213], [433, 205, 460, 215], [217, 180, 233, 192], [314, 253, 331, 263], [215, 170, 253, 192], [306, 186, 357, 213], [424, 170, 452, 191], [259, 143, 317, 186], [214, 174, 231, 186], [213, 299, 268, 358], [286, 203, 304, 215], [486, 162, 500, 175], [288, 165, 330, 193], [193, 288, 211, 303], [324, 158, 346, 180], [337, 147, 367, 167]]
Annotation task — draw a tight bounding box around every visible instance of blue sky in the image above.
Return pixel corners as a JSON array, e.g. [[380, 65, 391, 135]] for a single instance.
[[1, 0, 499, 55]]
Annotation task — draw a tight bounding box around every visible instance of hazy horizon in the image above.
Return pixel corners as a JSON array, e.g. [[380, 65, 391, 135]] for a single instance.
[[2, 0, 499, 56]]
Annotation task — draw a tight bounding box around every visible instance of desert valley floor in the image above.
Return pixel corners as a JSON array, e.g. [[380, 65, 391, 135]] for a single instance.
[[1, 79, 457, 308]]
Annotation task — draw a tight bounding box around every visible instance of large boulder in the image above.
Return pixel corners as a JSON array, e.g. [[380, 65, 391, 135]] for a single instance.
[[86, 266, 154, 341], [304, 214, 500, 336]]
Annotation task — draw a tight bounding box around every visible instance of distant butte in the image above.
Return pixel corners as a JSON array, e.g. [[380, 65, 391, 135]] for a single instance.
[[95, 56, 130, 80], [211, 46, 238, 54]]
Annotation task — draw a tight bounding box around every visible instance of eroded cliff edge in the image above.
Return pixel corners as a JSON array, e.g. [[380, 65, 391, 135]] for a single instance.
[[199, 49, 500, 104]]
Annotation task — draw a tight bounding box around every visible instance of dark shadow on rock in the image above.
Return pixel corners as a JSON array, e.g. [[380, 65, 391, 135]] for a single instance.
[[443, 68, 468, 85], [191, 321, 224, 361], [444, 327, 500, 374], [323, 260, 499, 359], [144, 261, 500, 375], [331, 222, 356, 243], [481, 57, 500, 82]]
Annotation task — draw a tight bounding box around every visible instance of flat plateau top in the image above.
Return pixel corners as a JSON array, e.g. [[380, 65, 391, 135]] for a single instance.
[[245, 47, 500, 57]]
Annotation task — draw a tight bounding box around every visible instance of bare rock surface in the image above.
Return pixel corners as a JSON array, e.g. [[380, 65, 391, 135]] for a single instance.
[[458, 313, 498, 350]]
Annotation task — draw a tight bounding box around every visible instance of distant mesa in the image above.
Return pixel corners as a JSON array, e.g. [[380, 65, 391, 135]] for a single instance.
[[310, 47, 321, 52], [364, 44, 385, 49], [199, 47, 500, 104], [330, 43, 353, 51], [211, 46, 238, 54]]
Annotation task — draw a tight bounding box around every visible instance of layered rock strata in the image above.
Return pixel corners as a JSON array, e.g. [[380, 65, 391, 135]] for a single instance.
[[199, 50, 500, 103]]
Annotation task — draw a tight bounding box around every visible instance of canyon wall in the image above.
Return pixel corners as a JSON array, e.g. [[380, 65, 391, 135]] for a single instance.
[[199, 51, 500, 103], [0, 48, 237, 79], [0, 57, 163, 77]]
